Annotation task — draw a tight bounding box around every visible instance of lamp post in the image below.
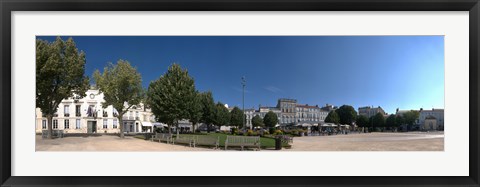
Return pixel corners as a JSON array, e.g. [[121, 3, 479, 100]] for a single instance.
[[241, 76, 246, 130]]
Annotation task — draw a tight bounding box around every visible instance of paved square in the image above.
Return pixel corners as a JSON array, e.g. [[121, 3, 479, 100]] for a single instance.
[[36, 132, 444, 151]]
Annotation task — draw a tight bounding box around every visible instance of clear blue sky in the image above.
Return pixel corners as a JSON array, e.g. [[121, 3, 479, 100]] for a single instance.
[[37, 36, 444, 114]]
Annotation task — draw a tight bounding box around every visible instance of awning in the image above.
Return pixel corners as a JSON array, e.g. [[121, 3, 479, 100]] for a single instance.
[[152, 123, 167, 127], [141, 121, 153, 127]]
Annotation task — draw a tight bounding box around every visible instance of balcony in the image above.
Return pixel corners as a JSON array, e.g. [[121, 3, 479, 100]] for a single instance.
[[135, 117, 140, 120], [64, 113, 70, 117], [76, 113, 81, 117]]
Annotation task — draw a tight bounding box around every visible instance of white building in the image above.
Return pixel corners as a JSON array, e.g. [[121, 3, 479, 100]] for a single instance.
[[418, 108, 444, 130], [35, 89, 155, 134]]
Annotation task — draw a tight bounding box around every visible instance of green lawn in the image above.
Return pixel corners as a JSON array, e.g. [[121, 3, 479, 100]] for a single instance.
[[194, 133, 291, 149]]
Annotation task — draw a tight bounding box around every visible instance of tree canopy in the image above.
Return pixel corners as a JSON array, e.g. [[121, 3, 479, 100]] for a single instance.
[[325, 110, 340, 124], [188, 91, 203, 132], [336, 105, 357, 125], [385, 114, 396, 128], [252, 115, 264, 128], [36, 37, 89, 139], [230, 107, 244, 128], [200, 91, 216, 133], [263, 111, 279, 128], [94, 60, 143, 138], [395, 115, 405, 128], [356, 115, 369, 128], [371, 112, 385, 130], [214, 102, 231, 128], [403, 110, 420, 130], [146, 63, 195, 134]]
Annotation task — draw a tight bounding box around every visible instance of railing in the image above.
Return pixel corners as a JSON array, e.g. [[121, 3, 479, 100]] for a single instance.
[[76, 113, 81, 117], [64, 113, 70, 117], [135, 117, 140, 120]]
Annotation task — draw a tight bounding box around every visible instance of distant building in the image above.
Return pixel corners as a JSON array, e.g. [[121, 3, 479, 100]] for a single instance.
[[358, 106, 386, 118], [320, 104, 337, 112], [277, 98, 297, 124], [395, 108, 444, 131], [419, 108, 444, 130], [295, 104, 322, 123], [35, 89, 155, 134]]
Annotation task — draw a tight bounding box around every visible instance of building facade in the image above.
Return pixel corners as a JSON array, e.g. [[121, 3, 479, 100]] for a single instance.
[[358, 106, 387, 118], [35, 89, 154, 134], [418, 108, 444, 130], [244, 98, 329, 126]]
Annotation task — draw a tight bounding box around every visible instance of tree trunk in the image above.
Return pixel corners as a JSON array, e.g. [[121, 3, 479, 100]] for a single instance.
[[167, 124, 171, 135], [118, 114, 124, 138], [47, 114, 53, 139], [176, 120, 179, 136], [207, 123, 210, 133], [192, 123, 196, 134]]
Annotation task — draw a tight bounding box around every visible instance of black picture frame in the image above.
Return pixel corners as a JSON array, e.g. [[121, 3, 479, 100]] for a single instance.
[[1, 0, 479, 186]]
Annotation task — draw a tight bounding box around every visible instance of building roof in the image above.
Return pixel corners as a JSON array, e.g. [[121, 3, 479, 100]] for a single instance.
[[296, 104, 320, 109]]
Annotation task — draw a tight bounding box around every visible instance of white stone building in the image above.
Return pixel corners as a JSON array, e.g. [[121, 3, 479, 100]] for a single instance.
[[35, 89, 155, 134], [418, 108, 444, 130]]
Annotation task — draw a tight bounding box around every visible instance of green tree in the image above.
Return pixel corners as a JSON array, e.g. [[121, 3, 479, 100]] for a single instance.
[[200, 91, 216, 133], [403, 110, 420, 131], [188, 91, 203, 133], [214, 102, 231, 129], [395, 115, 404, 130], [385, 114, 396, 130], [230, 107, 244, 128], [336, 105, 357, 125], [356, 115, 369, 128], [36, 37, 89, 139], [251, 115, 264, 128], [94, 60, 143, 138], [263, 111, 279, 128], [325, 110, 340, 124], [371, 112, 385, 131], [146, 63, 195, 135], [369, 116, 375, 131]]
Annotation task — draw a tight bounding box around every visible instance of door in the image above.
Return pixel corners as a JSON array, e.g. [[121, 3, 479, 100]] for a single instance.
[[87, 121, 97, 133]]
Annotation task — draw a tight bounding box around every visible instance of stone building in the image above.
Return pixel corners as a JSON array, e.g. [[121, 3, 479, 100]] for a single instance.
[[358, 106, 386, 118], [35, 89, 155, 134]]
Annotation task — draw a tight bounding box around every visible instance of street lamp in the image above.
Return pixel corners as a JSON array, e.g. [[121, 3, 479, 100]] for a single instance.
[[241, 76, 246, 130]]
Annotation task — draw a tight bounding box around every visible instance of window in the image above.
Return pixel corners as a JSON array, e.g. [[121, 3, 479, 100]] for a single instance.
[[76, 119, 81, 129], [42, 120, 46, 129], [76, 105, 81, 117], [53, 120, 58, 129], [113, 119, 118, 128], [64, 105, 70, 117], [103, 119, 108, 129], [103, 110, 108, 117], [64, 119, 69, 129]]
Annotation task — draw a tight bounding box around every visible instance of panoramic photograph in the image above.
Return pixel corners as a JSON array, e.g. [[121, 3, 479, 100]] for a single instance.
[[35, 36, 445, 151]]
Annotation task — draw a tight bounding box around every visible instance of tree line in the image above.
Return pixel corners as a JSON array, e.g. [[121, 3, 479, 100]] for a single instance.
[[324, 105, 420, 131]]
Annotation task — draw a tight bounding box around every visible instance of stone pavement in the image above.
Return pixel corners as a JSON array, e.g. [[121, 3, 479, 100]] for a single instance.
[[36, 132, 444, 151]]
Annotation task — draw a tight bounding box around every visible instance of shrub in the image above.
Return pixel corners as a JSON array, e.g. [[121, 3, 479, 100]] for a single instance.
[[247, 129, 254, 136], [291, 130, 298, 136], [273, 130, 283, 135], [269, 127, 276, 135], [231, 128, 238, 135]]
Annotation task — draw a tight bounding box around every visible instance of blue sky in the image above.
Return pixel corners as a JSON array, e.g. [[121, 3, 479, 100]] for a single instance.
[[37, 36, 444, 114]]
